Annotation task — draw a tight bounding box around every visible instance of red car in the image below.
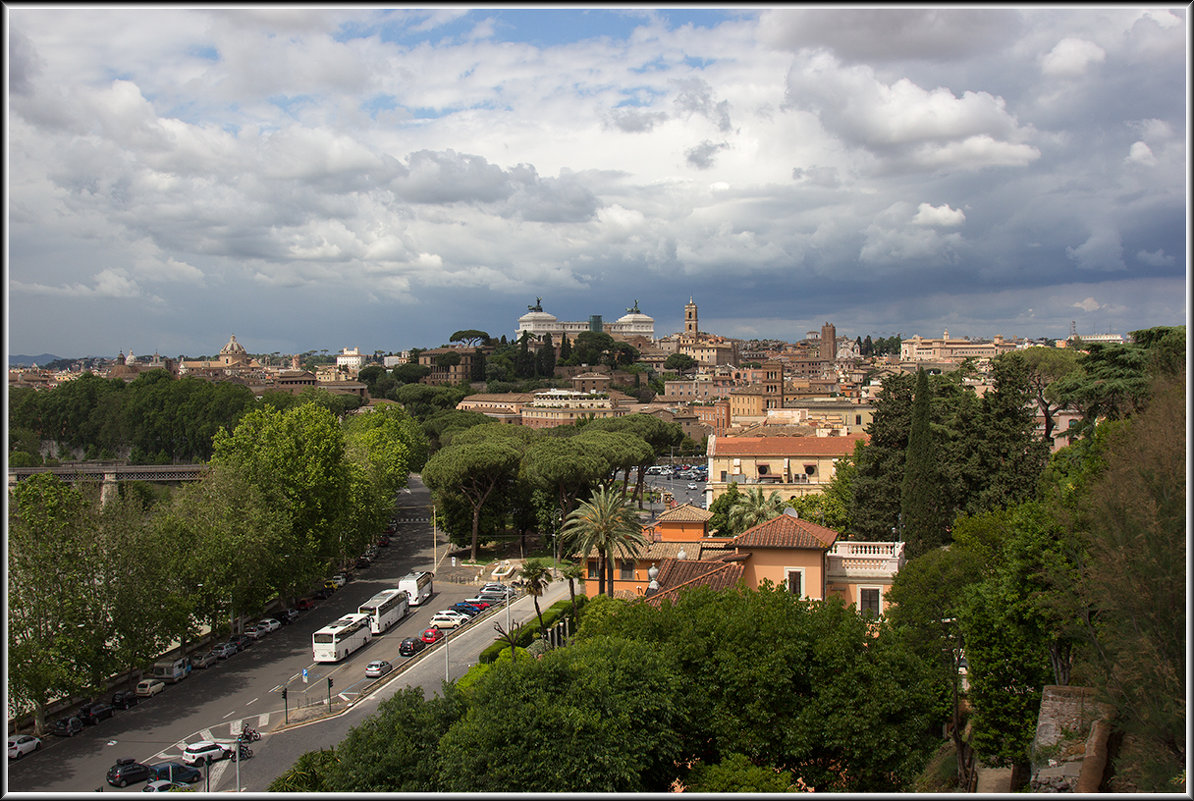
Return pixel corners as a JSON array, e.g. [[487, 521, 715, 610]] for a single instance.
[[421, 627, 444, 644], [295, 598, 317, 611]]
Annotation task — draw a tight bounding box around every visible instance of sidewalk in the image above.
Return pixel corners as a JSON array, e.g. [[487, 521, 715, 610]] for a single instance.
[[974, 765, 1014, 793]]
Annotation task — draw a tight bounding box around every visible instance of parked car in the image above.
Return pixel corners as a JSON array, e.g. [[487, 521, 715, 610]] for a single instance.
[[317, 584, 336, 597], [211, 642, 238, 659], [258, 618, 282, 634], [230, 634, 253, 650], [181, 740, 233, 766], [462, 598, 493, 610], [428, 610, 470, 629], [51, 716, 84, 737], [296, 597, 318, 610], [111, 691, 139, 710], [355, 556, 372, 569], [364, 660, 393, 679], [190, 651, 219, 669], [330, 573, 348, 588], [146, 762, 202, 784], [107, 758, 151, 787], [8, 734, 41, 760], [277, 608, 301, 624], [687, 483, 699, 490], [78, 702, 116, 725], [478, 591, 515, 604], [135, 679, 166, 698], [421, 627, 445, 644], [449, 603, 482, 616], [398, 637, 426, 657], [143, 780, 189, 792]]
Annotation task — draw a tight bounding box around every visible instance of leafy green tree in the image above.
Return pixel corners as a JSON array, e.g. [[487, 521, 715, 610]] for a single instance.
[[570, 330, 617, 366], [685, 753, 794, 792], [727, 486, 786, 535], [558, 332, 571, 362], [560, 486, 647, 597], [664, 352, 698, 373], [341, 404, 424, 562], [785, 491, 849, 531], [900, 367, 950, 555], [850, 373, 914, 539], [519, 435, 607, 523], [518, 557, 554, 633], [267, 749, 339, 792], [8, 474, 102, 733], [535, 333, 556, 378], [394, 383, 468, 421], [210, 403, 349, 591], [392, 362, 431, 385], [1067, 374, 1185, 790], [1017, 346, 1082, 444], [886, 545, 984, 789], [576, 585, 937, 791], [449, 329, 491, 347], [707, 482, 741, 535], [319, 686, 465, 791], [436, 636, 687, 792], [422, 437, 523, 562]]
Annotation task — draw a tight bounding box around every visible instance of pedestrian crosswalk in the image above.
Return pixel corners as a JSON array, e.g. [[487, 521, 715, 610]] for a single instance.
[[150, 713, 270, 789]]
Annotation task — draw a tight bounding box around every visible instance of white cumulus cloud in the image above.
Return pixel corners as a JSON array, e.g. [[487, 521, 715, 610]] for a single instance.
[[1041, 37, 1106, 78], [912, 202, 966, 227]]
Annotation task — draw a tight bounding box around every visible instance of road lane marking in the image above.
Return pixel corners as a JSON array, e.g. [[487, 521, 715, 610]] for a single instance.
[[222, 710, 236, 718], [201, 728, 213, 741], [246, 697, 257, 705]]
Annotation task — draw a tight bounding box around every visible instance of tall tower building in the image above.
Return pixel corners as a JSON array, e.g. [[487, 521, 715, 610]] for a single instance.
[[820, 321, 837, 362], [685, 298, 698, 336]]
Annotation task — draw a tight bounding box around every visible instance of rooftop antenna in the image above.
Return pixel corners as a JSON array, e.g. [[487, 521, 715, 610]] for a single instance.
[[1069, 320, 1077, 339]]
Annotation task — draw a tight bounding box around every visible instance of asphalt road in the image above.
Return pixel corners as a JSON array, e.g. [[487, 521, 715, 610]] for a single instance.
[[5, 475, 568, 794]]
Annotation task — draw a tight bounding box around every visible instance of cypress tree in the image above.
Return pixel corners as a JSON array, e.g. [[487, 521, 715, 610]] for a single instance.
[[900, 367, 949, 555], [559, 333, 571, 362]]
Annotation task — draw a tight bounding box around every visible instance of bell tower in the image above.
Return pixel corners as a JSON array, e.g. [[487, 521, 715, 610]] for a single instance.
[[684, 297, 698, 336]]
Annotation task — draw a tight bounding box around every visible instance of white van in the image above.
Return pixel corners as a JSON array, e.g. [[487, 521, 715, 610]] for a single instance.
[[151, 658, 189, 684]]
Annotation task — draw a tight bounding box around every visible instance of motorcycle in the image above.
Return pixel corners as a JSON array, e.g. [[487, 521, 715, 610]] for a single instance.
[[237, 726, 260, 742]]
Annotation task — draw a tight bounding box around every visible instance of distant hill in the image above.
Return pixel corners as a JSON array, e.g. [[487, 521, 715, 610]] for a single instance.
[[9, 354, 66, 367]]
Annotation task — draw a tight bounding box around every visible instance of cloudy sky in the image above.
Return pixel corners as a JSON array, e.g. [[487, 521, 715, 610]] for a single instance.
[[6, 6, 1188, 359]]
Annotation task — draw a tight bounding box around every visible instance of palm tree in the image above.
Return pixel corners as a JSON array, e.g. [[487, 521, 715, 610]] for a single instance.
[[560, 486, 647, 598], [518, 558, 553, 634], [728, 486, 787, 535], [560, 560, 586, 621]]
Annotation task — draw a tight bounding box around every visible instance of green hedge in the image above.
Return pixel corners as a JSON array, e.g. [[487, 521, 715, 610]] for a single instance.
[[478, 595, 587, 664]]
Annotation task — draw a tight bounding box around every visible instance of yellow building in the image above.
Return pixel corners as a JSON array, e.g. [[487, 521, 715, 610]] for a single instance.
[[705, 432, 866, 502]]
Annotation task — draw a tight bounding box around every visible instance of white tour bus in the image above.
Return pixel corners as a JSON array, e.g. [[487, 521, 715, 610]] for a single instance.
[[397, 571, 434, 606], [357, 588, 409, 635], [311, 613, 373, 663]]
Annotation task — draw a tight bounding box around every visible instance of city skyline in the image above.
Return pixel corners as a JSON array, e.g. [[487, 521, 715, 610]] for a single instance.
[[6, 7, 1187, 357]]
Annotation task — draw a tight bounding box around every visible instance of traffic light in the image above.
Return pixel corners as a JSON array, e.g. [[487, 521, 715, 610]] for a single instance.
[[328, 677, 333, 690], [281, 687, 287, 700]]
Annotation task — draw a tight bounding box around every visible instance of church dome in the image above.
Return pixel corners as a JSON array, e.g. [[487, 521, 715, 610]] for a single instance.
[[220, 335, 247, 355], [518, 309, 559, 325]]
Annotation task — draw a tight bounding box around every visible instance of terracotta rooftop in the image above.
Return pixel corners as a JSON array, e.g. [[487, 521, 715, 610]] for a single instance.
[[731, 511, 839, 551], [655, 503, 714, 523], [709, 433, 867, 457], [643, 559, 745, 607]]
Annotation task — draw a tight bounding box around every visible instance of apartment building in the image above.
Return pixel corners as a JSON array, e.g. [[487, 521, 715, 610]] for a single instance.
[[705, 432, 866, 503]]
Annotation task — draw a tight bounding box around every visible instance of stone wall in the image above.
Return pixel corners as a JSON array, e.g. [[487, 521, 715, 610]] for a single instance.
[[1029, 685, 1114, 792]]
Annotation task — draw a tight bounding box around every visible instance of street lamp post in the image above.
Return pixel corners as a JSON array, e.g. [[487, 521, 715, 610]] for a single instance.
[[444, 630, 451, 682]]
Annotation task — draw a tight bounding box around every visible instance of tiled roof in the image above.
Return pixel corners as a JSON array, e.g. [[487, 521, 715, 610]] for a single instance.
[[575, 540, 693, 561], [655, 503, 714, 523], [731, 512, 839, 551], [643, 559, 744, 607], [709, 433, 867, 457]]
